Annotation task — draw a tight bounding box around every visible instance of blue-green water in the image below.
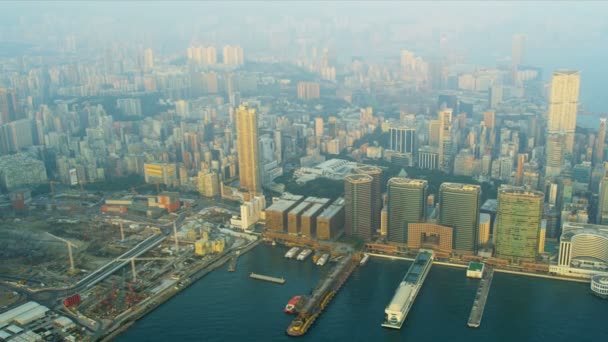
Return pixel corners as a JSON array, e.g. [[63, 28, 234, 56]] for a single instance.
[[117, 245, 607, 341]]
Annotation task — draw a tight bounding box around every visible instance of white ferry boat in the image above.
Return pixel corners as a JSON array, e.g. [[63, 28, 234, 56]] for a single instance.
[[284, 247, 300, 259], [382, 251, 434, 329], [360, 253, 370, 266], [316, 253, 330, 266], [296, 249, 313, 261]]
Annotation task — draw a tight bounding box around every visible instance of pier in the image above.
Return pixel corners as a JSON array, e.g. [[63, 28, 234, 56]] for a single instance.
[[467, 266, 494, 328], [286, 254, 357, 336], [227, 252, 238, 272], [249, 273, 286, 284]]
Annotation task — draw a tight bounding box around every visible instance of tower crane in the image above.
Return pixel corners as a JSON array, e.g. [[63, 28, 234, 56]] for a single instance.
[[46, 232, 80, 274], [115, 257, 174, 282]]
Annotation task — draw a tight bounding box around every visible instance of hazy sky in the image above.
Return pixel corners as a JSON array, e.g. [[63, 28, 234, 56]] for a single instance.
[[1, 1, 606, 111]]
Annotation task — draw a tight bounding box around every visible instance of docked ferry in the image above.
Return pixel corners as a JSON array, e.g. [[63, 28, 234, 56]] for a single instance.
[[296, 249, 313, 261], [285, 247, 300, 259], [360, 253, 370, 266], [316, 253, 330, 266], [382, 251, 434, 329], [591, 275, 608, 299]]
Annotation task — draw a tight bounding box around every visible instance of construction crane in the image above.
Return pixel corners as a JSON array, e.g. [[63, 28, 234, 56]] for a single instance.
[[173, 222, 179, 254], [46, 232, 80, 274], [116, 221, 125, 241], [116, 257, 173, 282]]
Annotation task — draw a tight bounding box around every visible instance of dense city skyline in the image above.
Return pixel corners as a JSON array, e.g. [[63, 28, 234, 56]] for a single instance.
[[0, 2, 606, 341]]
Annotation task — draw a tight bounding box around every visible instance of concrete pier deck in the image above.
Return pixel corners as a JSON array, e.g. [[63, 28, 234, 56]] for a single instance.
[[249, 273, 285, 284], [467, 266, 494, 328]]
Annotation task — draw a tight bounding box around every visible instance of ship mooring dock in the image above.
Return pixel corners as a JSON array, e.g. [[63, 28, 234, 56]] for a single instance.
[[227, 252, 238, 272], [467, 265, 494, 328], [286, 254, 357, 336], [249, 273, 285, 284]]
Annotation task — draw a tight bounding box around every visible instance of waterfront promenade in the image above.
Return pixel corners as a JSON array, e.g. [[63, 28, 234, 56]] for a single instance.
[[367, 253, 589, 283]]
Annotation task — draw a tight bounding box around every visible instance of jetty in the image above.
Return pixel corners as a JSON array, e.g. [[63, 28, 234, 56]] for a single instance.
[[227, 253, 238, 272], [467, 266, 494, 328], [286, 254, 357, 336], [249, 272, 286, 284]]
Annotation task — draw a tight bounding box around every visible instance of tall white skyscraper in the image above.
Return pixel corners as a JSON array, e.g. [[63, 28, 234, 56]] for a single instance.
[[547, 70, 580, 153], [143, 48, 154, 71], [597, 162, 608, 224], [438, 108, 453, 173], [511, 34, 525, 67], [222, 45, 244, 66]]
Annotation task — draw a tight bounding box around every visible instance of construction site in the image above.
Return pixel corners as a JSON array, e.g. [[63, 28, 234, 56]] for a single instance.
[[0, 186, 255, 340], [0, 211, 157, 289]]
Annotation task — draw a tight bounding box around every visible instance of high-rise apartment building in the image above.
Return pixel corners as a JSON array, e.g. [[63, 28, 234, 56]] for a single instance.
[[222, 45, 244, 66], [144, 162, 177, 186], [428, 120, 440, 147], [479, 213, 491, 246], [438, 108, 453, 173], [483, 110, 495, 129], [297, 82, 321, 100], [0, 88, 18, 124], [511, 34, 525, 67], [597, 162, 608, 225], [117, 98, 142, 117], [354, 166, 382, 232], [0, 119, 34, 154], [187, 45, 218, 65], [143, 48, 154, 71], [236, 104, 261, 194], [315, 117, 324, 137], [547, 70, 580, 153], [488, 85, 503, 109], [439, 183, 481, 253], [595, 118, 606, 165], [344, 174, 373, 241], [387, 178, 427, 244], [494, 186, 544, 263], [545, 133, 566, 177], [389, 125, 416, 154]]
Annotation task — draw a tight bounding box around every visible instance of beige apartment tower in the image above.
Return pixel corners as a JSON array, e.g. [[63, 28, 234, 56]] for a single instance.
[[236, 104, 261, 194], [438, 183, 481, 253], [547, 70, 580, 153], [354, 166, 382, 233], [344, 174, 373, 241]]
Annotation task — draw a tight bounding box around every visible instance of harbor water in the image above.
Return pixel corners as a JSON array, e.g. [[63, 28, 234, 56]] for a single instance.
[[117, 245, 608, 341]]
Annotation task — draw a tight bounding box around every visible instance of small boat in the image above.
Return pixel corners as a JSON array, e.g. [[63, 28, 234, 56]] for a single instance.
[[296, 249, 313, 261], [316, 253, 330, 266], [285, 247, 300, 259], [312, 251, 322, 263], [284, 295, 301, 314], [360, 253, 370, 266]]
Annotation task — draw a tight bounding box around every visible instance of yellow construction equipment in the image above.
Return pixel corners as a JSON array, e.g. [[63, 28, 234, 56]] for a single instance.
[[46, 232, 80, 274]]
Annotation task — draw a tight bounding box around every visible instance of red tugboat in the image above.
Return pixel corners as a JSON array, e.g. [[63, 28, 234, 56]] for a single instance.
[[284, 296, 301, 314]]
